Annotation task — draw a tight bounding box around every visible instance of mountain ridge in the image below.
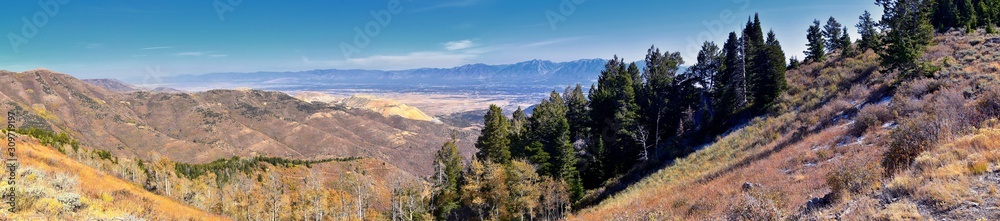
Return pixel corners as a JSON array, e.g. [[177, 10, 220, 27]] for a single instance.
[[0, 69, 476, 176], [159, 59, 626, 89]]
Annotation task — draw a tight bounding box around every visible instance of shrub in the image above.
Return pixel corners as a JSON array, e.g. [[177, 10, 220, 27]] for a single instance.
[[970, 160, 990, 175], [916, 177, 971, 210], [883, 113, 941, 174], [850, 104, 892, 136], [56, 192, 83, 212], [976, 87, 1000, 119], [827, 156, 882, 201], [878, 200, 923, 221], [726, 190, 784, 221], [929, 88, 977, 136], [51, 173, 79, 192]]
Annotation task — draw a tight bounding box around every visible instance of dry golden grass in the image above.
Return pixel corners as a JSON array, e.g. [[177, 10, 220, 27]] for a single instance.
[[2, 138, 229, 220], [878, 200, 923, 221]]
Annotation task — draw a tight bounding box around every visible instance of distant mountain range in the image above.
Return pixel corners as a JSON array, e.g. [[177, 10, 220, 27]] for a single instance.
[[163, 59, 615, 89]]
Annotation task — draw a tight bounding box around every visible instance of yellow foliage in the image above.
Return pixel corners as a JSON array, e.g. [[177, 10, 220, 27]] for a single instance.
[[36, 198, 62, 214], [100, 192, 113, 203], [969, 160, 989, 175]]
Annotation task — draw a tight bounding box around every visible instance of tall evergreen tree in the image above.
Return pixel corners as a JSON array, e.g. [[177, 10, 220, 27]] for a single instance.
[[805, 19, 826, 62], [877, 0, 935, 78], [588, 56, 640, 176], [476, 104, 512, 164], [744, 14, 768, 108], [530, 91, 583, 200], [743, 14, 766, 65], [840, 27, 853, 48], [857, 10, 882, 51], [959, 0, 978, 30], [824, 17, 845, 52], [509, 107, 529, 159], [564, 84, 590, 142], [713, 32, 745, 127], [764, 31, 788, 109], [690, 41, 723, 91], [525, 141, 552, 176], [431, 140, 463, 220], [933, 0, 960, 31], [748, 30, 787, 112], [689, 41, 724, 132], [638, 46, 685, 156], [581, 136, 605, 188]]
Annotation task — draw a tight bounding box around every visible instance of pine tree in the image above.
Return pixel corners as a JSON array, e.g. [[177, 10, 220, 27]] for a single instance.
[[749, 30, 787, 112], [744, 14, 768, 109], [877, 0, 935, 78], [788, 56, 801, 70], [857, 10, 882, 51], [638, 46, 685, 156], [688, 41, 724, 133], [525, 141, 552, 176], [530, 92, 566, 175], [765, 31, 788, 109], [431, 140, 463, 220], [476, 104, 512, 164], [588, 56, 640, 176], [713, 32, 745, 126], [563, 84, 590, 142], [743, 14, 765, 104], [509, 107, 529, 159], [690, 41, 722, 93], [744, 14, 766, 64], [933, 0, 960, 31], [959, 0, 978, 30], [581, 136, 605, 188], [824, 17, 845, 52], [805, 19, 826, 62], [840, 27, 852, 48], [530, 91, 583, 201]]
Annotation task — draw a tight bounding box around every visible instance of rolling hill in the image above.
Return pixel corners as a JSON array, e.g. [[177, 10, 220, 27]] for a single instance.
[[0, 69, 476, 177]]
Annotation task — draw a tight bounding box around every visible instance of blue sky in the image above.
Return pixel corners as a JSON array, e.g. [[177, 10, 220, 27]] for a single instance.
[[1, 0, 882, 80]]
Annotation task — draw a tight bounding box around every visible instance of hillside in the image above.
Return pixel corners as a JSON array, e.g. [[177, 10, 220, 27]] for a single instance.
[[81, 79, 145, 93], [0, 69, 476, 176], [1, 135, 229, 220], [3, 126, 429, 220], [569, 30, 1000, 220], [322, 94, 438, 122]]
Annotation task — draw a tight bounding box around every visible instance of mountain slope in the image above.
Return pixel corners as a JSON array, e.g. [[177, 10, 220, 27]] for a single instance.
[[571, 31, 1000, 220], [0, 69, 475, 176], [2, 136, 228, 220], [81, 79, 145, 93]]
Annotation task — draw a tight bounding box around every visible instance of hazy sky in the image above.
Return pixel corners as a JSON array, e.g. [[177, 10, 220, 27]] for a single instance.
[[1, 0, 882, 80]]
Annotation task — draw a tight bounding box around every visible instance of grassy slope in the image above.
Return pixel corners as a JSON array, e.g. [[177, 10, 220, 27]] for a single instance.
[[572, 30, 1000, 220], [1, 137, 229, 220]]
